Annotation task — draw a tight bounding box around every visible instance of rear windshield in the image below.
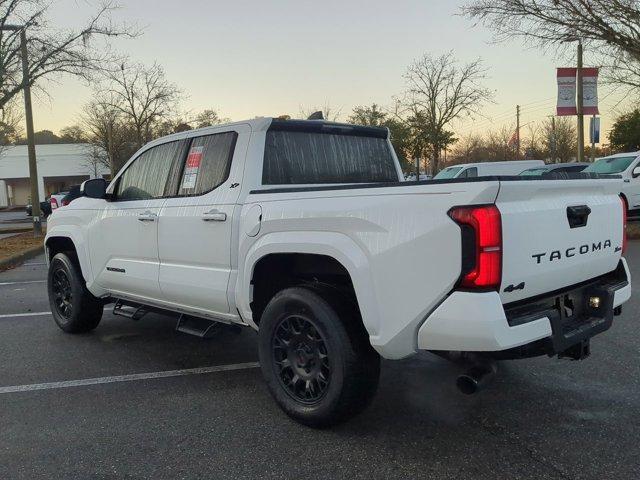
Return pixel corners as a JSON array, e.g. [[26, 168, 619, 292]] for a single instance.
[[433, 167, 462, 179], [262, 130, 398, 185], [583, 156, 636, 174]]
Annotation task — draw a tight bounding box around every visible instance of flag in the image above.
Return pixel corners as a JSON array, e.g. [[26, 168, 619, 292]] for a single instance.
[[557, 68, 577, 116], [582, 68, 599, 115], [508, 129, 519, 148]]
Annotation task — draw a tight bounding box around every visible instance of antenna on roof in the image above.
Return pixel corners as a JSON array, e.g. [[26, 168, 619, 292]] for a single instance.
[[307, 111, 324, 120]]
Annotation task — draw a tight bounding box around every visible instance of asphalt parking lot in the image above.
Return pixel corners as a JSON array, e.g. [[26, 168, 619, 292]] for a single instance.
[[0, 247, 639, 480]]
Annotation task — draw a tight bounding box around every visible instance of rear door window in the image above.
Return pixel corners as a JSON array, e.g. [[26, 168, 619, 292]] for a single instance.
[[262, 130, 398, 185], [177, 132, 237, 196]]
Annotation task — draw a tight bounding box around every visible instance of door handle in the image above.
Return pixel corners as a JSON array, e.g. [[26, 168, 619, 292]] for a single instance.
[[202, 209, 227, 222], [137, 211, 157, 222]]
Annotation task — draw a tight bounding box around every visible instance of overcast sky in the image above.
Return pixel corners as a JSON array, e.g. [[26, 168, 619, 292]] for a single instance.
[[33, 0, 626, 140]]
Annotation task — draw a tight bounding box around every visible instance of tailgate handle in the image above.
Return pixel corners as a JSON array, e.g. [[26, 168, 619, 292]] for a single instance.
[[566, 205, 591, 228]]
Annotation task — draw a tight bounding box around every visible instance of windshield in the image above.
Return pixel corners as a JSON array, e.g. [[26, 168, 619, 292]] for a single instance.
[[583, 156, 637, 174], [433, 167, 463, 179], [519, 167, 548, 176]]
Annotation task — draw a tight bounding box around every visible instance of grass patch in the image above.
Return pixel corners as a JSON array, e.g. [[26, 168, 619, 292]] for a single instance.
[[628, 222, 640, 240], [0, 232, 44, 264]]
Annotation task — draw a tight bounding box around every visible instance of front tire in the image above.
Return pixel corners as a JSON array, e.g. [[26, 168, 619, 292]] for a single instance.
[[258, 287, 380, 427], [48, 252, 103, 333]]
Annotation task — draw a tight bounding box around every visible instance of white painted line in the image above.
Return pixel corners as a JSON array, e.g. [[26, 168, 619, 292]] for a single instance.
[[0, 362, 261, 394], [0, 280, 46, 286], [0, 311, 51, 319], [23, 262, 46, 266]]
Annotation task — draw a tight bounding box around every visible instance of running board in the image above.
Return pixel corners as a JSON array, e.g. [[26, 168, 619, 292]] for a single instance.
[[113, 299, 148, 321], [175, 314, 221, 338]]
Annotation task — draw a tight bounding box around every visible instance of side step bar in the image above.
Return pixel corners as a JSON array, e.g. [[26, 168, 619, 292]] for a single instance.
[[111, 298, 235, 339], [175, 314, 222, 338], [113, 299, 148, 321]]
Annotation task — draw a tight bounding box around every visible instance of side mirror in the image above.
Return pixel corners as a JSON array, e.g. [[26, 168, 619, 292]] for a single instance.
[[81, 178, 107, 199], [632, 166, 640, 178]]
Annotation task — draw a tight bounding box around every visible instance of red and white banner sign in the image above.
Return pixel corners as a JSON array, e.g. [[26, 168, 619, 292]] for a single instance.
[[556, 67, 599, 116], [557, 68, 577, 116], [582, 67, 599, 115]]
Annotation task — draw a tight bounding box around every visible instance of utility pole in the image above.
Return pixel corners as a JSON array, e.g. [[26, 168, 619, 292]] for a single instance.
[[516, 105, 521, 159], [549, 115, 557, 163], [1, 24, 41, 236], [576, 40, 585, 163]]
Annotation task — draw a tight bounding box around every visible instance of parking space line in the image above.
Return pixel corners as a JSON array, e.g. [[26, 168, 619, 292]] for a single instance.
[[0, 362, 260, 394], [0, 280, 46, 286], [0, 311, 51, 319], [22, 262, 46, 266]]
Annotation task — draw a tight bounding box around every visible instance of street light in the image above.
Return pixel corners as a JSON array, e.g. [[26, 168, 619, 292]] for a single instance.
[[0, 24, 42, 236]]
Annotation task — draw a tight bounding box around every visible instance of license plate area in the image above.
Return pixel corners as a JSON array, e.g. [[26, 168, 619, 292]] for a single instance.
[[504, 261, 628, 354]]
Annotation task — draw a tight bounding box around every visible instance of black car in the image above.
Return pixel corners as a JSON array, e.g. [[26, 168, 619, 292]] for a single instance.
[[60, 185, 82, 206], [26, 200, 52, 217]]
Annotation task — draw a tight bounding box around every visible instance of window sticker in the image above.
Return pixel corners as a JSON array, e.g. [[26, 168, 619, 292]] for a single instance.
[[182, 146, 204, 189]]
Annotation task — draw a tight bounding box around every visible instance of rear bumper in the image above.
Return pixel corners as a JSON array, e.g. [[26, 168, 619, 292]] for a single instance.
[[418, 258, 630, 356]]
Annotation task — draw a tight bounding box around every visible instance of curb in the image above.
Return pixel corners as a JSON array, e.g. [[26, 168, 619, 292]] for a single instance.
[[0, 245, 45, 271], [0, 227, 32, 235]]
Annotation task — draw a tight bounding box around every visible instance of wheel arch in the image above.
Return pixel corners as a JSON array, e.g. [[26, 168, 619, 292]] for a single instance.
[[45, 230, 94, 287], [238, 231, 381, 341]]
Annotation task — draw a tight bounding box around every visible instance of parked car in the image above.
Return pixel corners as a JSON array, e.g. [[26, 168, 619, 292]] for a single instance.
[[519, 162, 590, 177], [26, 200, 52, 217], [49, 191, 69, 210], [404, 174, 432, 181], [582, 152, 640, 215], [45, 118, 630, 427], [60, 185, 82, 207], [433, 160, 545, 180]]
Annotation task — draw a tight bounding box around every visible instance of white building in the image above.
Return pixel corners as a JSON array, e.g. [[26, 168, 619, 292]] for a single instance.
[[0, 144, 110, 207]]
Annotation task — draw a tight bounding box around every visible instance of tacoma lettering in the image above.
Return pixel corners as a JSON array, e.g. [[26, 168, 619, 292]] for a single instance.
[[532, 240, 612, 264]]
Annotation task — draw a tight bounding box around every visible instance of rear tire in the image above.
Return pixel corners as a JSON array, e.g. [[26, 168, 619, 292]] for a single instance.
[[258, 287, 380, 427], [48, 252, 103, 333]]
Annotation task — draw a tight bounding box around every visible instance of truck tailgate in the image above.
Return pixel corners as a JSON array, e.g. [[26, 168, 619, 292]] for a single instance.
[[496, 178, 624, 303]]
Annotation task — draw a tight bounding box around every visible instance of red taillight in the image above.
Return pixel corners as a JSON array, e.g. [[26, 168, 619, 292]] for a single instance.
[[449, 205, 502, 290], [621, 196, 628, 255], [51, 198, 58, 209]]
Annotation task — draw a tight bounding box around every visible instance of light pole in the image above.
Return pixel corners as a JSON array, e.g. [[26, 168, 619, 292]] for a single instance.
[[576, 40, 585, 163], [1, 24, 42, 236]]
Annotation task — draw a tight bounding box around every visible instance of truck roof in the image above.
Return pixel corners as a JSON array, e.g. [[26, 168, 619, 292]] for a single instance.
[[151, 117, 389, 143]]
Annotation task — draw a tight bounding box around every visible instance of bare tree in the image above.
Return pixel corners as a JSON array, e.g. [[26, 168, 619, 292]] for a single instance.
[[101, 62, 182, 148], [401, 51, 493, 173], [300, 102, 342, 121], [0, 0, 135, 110], [193, 109, 230, 128], [0, 100, 22, 155], [484, 125, 517, 161], [462, 1, 640, 94], [449, 133, 486, 164], [542, 117, 577, 163], [59, 125, 87, 144], [81, 94, 136, 176]]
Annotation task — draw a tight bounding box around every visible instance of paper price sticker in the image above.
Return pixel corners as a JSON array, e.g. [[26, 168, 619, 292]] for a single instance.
[[182, 146, 204, 189]]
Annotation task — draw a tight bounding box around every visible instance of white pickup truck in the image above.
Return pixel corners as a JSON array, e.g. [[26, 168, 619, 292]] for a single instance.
[[45, 118, 631, 427]]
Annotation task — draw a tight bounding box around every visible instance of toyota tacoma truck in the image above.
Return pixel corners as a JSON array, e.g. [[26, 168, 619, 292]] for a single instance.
[[45, 118, 631, 427]]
